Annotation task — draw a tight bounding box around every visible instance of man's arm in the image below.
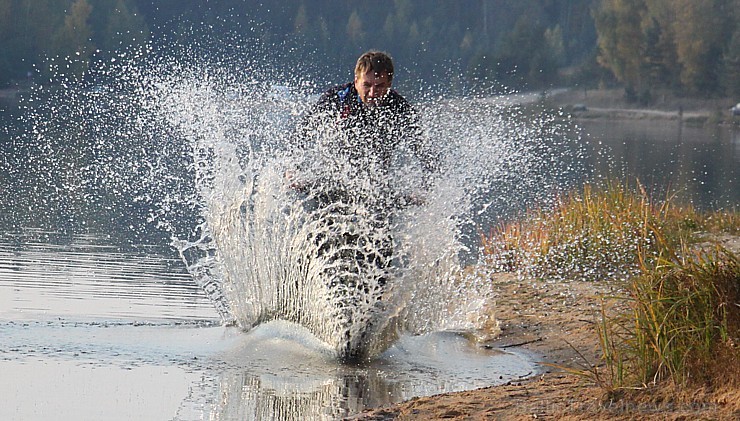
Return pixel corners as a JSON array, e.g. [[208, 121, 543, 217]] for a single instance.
[[295, 89, 336, 148], [402, 104, 441, 176], [288, 86, 344, 190]]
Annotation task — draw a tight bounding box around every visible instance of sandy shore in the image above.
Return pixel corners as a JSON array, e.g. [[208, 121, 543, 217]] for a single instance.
[[349, 273, 612, 420], [351, 235, 740, 420]]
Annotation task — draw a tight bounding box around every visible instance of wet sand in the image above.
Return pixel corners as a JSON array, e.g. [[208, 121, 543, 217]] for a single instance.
[[350, 272, 609, 420]]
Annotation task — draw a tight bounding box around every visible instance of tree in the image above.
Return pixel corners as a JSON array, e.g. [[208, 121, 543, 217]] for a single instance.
[[2, 1, 622, 93], [101, 0, 150, 54], [639, 0, 680, 90], [50, 0, 94, 81], [672, 0, 726, 95], [346, 10, 364, 44], [495, 14, 558, 89], [0, 1, 10, 39], [383, 13, 395, 41], [293, 3, 308, 34], [593, 0, 648, 95], [722, 26, 740, 97], [545, 24, 566, 67], [0, 0, 15, 85]]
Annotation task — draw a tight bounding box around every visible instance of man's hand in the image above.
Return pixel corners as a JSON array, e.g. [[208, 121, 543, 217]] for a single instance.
[[284, 170, 308, 191], [395, 192, 426, 208]]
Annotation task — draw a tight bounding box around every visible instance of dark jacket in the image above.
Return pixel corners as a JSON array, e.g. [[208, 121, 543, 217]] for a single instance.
[[298, 82, 439, 176]]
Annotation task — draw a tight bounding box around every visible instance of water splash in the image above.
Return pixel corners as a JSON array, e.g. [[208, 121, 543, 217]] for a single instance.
[[147, 78, 583, 359], [11, 29, 585, 361]]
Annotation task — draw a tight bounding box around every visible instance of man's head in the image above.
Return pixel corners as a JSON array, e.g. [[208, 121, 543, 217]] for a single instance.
[[354, 51, 394, 107]]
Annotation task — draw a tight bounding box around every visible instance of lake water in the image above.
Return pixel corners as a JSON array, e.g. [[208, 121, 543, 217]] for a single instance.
[[1, 94, 738, 420], [578, 119, 738, 209], [0, 228, 536, 420]]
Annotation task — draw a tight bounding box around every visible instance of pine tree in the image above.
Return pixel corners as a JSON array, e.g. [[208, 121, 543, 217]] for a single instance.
[[102, 0, 149, 54], [593, 0, 648, 96]]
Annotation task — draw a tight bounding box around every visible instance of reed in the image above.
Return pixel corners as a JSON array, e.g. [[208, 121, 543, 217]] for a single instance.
[[695, 208, 740, 234]]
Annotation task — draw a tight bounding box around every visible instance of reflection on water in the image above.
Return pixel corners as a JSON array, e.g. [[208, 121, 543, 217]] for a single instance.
[[0, 229, 536, 420], [580, 120, 739, 209], [1, 319, 535, 420], [4, 93, 737, 418], [0, 228, 217, 322], [208, 323, 534, 420], [1, 360, 203, 421]]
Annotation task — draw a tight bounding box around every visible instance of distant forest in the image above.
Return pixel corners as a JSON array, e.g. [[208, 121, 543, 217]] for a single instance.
[[1, 0, 738, 100]]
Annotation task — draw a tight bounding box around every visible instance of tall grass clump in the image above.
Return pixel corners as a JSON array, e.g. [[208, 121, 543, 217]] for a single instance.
[[598, 245, 739, 391], [481, 180, 693, 282], [482, 180, 740, 396]]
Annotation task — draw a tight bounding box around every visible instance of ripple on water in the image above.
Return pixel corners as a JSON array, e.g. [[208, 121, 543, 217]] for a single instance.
[[0, 318, 537, 420], [0, 229, 219, 323]]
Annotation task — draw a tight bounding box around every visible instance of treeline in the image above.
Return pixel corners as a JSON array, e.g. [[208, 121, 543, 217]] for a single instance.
[[130, 0, 599, 93], [1, 0, 738, 99], [0, 0, 148, 85], [594, 0, 740, 101]]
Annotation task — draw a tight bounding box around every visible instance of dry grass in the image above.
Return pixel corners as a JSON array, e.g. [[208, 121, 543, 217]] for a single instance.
[[480, 180, 740, 412], [597, 246, 739, 392], [481, 180, 698, 282]]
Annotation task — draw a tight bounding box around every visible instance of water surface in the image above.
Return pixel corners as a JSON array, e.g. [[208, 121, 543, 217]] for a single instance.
[[0, 229, 535, 420], [2, 82, 738, 420], [579, 119, 738, 209]]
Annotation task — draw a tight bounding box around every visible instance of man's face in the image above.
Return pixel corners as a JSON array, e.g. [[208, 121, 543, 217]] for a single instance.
[[354, 70, 391, 107]]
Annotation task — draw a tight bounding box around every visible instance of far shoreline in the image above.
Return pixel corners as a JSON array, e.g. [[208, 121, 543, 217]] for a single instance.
[[547, 87, 739, 126], [3, 84, 738, 125]]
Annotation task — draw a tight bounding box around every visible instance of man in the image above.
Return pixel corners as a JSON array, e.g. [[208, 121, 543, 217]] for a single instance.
[[295, 50, 439, 194], [287, 52, 438, 361]]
